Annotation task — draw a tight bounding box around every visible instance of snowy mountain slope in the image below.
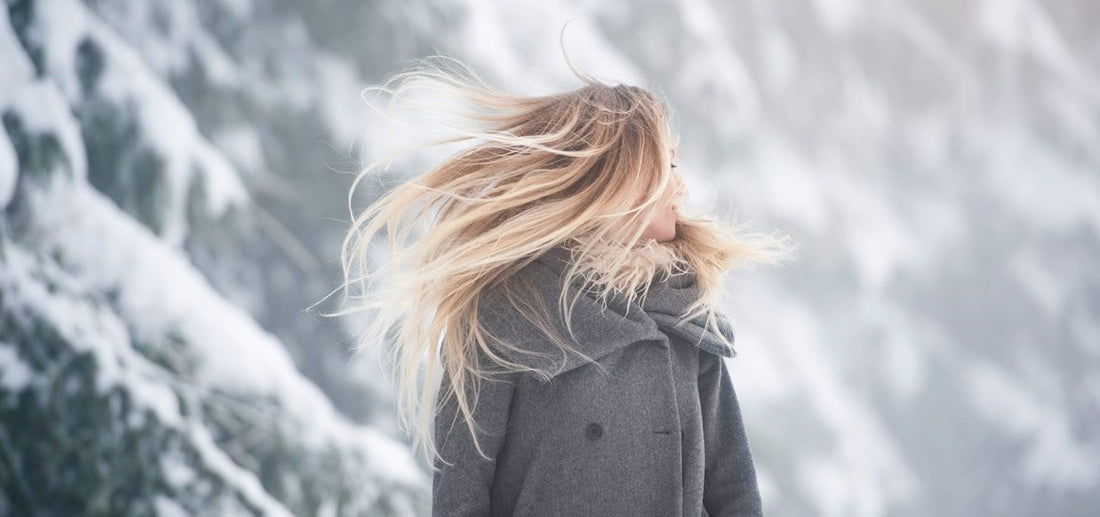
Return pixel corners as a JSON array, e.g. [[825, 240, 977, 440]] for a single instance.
[[5, 0, 410, 432], [1, 1, 429, 515], [8, 0, 456, 435], [0, 177, 426, 516]]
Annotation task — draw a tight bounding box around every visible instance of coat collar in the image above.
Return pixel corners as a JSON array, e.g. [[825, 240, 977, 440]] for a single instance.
[[479, 244, 736, 380]]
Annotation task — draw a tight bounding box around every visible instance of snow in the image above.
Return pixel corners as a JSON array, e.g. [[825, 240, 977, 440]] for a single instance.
[[4, 0, 1099, 514], [755, 465, 779, 514], [454, 0, 644, 91], [0, 240, 184, 428], [456, 0, 528, 87], [84, 0, 241, 88], [0, 5, 36, 81], [760, 29, 798, 91], [31, 0, 250, 244], [160, 451, 196, 488], [810, 0, 862, 34], [1, 172, 425, 512], [22, 179, 423, 485], [0, 344, 34, 392], [888, 3, 973, 88], [315, 53, 374, 147], [870, 300, 930, 403], [729, 280, 919, 515], [0, 7, 87, 184], [830, 164, 920, 291], [800, 454, 866, 517], [770, 300, 918, 515], [966, 360, 1099, 489], [211, 125, 266, 177], [979, 0, 1098, 97], [153, 496, 189, 517], [756, 137, 831, 233], [217, 0, 256, 21], [0, 82, 89, 181], [0, 24, 427, 499], [983, 129, 1100, 233], [1009, 251, 1066, 317], [0, 241, 291, 515], [0, 131, 15, 208], [674, 0, 762, 135], [81, 0, 391, 180]]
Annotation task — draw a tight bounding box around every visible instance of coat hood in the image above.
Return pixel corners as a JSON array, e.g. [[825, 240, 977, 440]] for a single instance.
[[477, 243, 736, 380]]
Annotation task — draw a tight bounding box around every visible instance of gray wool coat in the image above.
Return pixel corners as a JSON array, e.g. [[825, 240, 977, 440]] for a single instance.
[[432, 244, 764, 516]]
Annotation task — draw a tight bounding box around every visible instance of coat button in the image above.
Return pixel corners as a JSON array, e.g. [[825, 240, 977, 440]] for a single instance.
[[585, 422, 604, 441]]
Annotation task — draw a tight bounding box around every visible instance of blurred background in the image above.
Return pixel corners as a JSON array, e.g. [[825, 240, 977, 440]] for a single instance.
[[2, 0, 1098, 515]]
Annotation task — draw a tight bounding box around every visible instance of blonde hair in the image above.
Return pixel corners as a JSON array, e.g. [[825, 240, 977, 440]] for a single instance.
[[316, 46, 796, 471]]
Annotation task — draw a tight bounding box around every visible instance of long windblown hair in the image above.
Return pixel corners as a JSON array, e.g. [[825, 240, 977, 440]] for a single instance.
[[319, 49, 796, 470]]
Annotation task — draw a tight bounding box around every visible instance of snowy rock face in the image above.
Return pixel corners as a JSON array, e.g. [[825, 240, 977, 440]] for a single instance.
[[2, 1, 1099, 517]]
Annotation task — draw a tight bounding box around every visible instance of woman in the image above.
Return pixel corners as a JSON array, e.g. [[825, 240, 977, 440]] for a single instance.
[[333, 53, 795, 516]]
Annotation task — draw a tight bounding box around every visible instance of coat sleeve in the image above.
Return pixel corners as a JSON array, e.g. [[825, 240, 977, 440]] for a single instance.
[[432, 365, 516, 517], [698, 351, 764, 516]]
